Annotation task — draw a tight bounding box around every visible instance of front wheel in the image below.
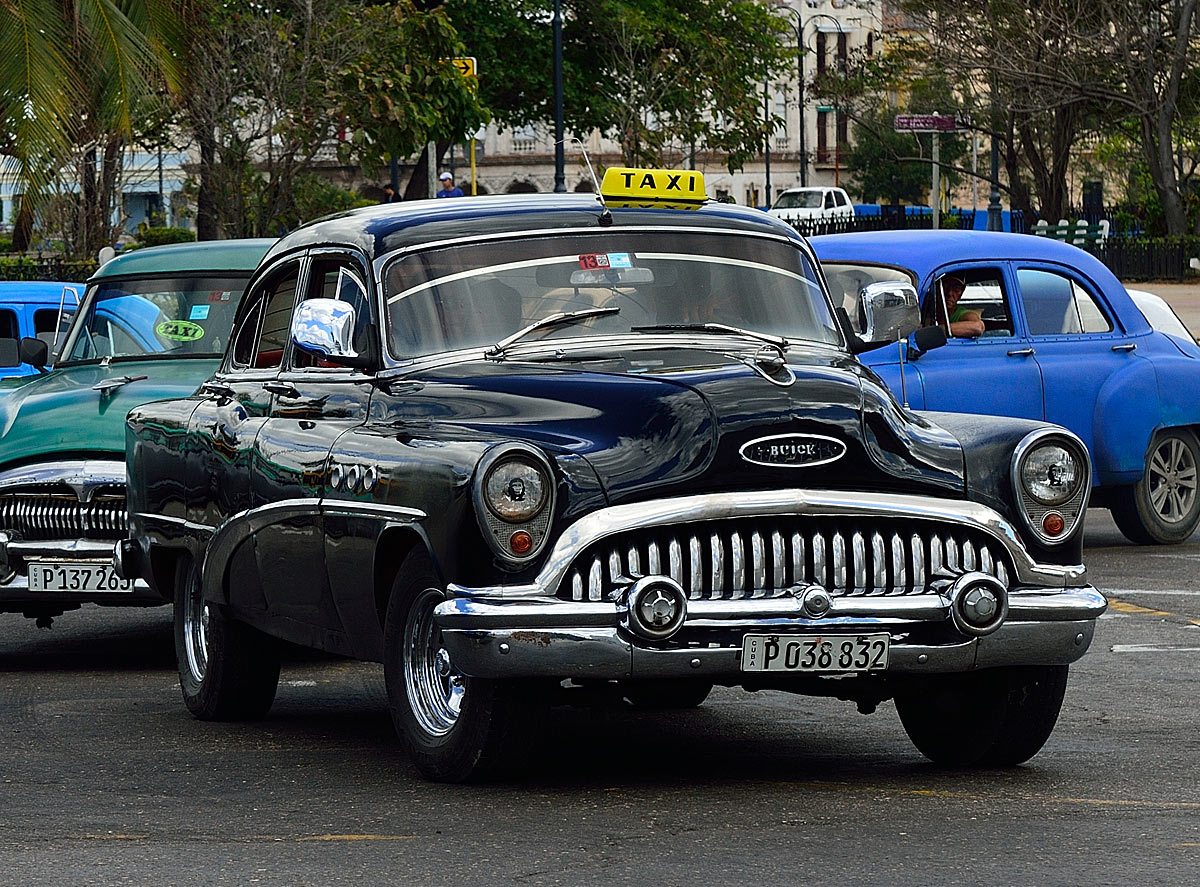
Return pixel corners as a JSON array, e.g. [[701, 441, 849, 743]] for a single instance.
[[174, 556, 280, 720], [894, 665, 1069, 767], [1111, 428, 1200, 544], [384, 550, 520, 782]]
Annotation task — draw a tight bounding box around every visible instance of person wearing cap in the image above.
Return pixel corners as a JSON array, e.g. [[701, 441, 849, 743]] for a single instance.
[[436, 171, 464, 198], [926, 273, 984, 338]]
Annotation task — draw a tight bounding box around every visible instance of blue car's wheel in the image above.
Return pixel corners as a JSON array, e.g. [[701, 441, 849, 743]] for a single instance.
[[1112, 428, 1200, 545]]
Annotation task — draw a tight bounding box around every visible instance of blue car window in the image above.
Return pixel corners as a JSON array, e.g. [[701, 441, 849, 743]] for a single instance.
[[1019, 269, 1112, 335], [0, 309, 15, 339], [921, 270, 1012, 338]]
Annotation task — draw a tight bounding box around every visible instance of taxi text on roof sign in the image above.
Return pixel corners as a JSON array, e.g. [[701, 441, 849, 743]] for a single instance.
[[599, 167, 707, 209]]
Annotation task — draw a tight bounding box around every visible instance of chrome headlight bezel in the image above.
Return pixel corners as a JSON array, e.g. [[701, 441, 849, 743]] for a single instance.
[[1011, 428, 1091, 546], [472, 444, 556, 565]]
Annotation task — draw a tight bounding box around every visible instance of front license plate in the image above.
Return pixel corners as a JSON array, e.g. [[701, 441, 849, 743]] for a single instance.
[[741, 633, 889, 673], [28, 562, 135, 593]]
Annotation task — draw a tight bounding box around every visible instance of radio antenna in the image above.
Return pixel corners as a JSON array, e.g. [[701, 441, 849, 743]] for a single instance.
[[564, 137, 612, 226]]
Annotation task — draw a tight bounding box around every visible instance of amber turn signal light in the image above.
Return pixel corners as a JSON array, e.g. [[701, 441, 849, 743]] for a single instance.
[[1042, 512, 1065, 536]]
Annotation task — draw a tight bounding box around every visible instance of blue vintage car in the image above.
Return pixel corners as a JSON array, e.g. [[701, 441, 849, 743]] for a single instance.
[[811, 230, 1200, 545], [0, 280, 79, 377]]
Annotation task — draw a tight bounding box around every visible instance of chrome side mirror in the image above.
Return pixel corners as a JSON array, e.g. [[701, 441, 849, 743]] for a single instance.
[[860, 281, 920, 343], [291, 298, 360, 362]]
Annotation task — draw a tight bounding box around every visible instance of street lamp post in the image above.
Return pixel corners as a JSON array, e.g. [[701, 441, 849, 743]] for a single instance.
[[553, 0, 565, 193], [786, 7, 808, 188]]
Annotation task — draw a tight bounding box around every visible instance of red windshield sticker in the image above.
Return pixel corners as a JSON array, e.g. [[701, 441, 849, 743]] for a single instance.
[[578, 253, 612, 270]]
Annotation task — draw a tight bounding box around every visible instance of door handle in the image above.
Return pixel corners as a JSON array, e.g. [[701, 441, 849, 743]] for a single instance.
[[263, 381, 301, 398], [201, 380, 235, 399], [1006, 348, 1035, 357], [1111, 343, 1137, 353]]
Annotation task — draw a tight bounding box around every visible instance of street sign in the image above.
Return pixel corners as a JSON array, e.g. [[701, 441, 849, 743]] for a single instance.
[[893, 114, 960, 133], [451, 57, 477, 78]]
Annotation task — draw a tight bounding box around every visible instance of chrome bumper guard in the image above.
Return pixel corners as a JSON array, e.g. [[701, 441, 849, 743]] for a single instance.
[[435, 586, 1107, 679]]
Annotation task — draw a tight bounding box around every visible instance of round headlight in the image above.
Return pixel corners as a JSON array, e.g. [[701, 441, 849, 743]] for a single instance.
[[1021, 444, 1081, 505], [483, 459, 549, 522]]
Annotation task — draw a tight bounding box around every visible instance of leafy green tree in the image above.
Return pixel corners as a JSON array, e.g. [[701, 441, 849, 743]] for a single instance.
[[446, 0, 794, 171], [0, 0, 181, 252]]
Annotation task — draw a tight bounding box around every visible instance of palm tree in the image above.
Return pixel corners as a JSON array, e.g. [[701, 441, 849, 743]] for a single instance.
[[0, 0, 180, 250]]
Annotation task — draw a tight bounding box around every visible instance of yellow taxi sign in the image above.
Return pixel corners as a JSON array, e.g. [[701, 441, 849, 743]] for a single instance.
[[599, 167, 707, 209]]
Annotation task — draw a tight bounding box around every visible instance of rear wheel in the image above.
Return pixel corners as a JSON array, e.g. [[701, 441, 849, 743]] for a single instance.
[[174, 556, 280, 720], [1111, 428, 1200, 544], [384, 550, 520, 782], [894, 666, 1069, 767]]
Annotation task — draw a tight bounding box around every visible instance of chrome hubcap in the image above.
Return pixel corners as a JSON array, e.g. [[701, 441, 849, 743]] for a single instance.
[[182, 571, 209, 683], [403, 587, 465, 736], [1148, 437, 1198, 524]]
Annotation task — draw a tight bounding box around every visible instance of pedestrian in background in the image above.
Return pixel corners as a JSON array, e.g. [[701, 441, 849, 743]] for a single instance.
[[437, 172, 464, 198]]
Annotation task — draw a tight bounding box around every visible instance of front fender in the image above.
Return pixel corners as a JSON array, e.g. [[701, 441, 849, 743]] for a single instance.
[[917, 411, 1085, 566]]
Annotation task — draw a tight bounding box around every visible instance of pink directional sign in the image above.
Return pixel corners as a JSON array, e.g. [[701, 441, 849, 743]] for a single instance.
[[893, 114, 959, 132]]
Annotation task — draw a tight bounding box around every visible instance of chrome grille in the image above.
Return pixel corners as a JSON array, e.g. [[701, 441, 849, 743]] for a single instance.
[[0, 492, 128, 540], [561, 518, 1012, 602]]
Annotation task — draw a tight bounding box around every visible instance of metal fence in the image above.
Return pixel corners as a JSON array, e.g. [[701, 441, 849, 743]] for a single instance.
[[0, 256, 96, 282], [785, 213, 1197, 281]]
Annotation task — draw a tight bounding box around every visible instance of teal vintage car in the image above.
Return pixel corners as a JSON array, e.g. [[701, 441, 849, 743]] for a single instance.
[[0, 239, 273, 627]]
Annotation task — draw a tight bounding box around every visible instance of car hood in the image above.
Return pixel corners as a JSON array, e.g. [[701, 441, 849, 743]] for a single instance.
[[388, 345, 966, 505], [0, 359, 218, 467]]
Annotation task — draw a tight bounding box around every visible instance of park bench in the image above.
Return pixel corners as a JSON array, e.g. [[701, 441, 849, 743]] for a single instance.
[[1032, 218, 1110, 246]]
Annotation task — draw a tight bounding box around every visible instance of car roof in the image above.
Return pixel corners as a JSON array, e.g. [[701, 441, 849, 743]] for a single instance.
[[89, 238, 276, 282], [261, 193, 804, 265], [810, 229, 1151, 335], [0, 280, 78, 305]]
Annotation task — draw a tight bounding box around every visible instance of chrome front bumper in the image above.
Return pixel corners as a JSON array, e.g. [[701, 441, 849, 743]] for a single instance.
[[435, 586, 1107, 679]]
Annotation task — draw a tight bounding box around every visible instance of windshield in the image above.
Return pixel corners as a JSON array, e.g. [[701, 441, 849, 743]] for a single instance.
[[58, 274, 250, 364], [384, 231, 838, 358], [772, 191, 824, 210]]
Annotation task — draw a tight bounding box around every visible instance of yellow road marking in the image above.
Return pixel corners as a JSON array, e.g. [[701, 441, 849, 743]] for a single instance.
[[802, 782, 1200, 810], [1106, 597, 1200, 625]]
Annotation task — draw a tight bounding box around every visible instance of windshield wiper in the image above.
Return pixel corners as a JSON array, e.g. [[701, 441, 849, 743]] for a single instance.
[[485, 307, 619, 360], [630, 322, 789, 352]]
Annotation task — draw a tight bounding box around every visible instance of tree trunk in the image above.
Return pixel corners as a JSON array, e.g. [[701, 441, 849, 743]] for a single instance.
[[195, 128, 219, 241], [402, 140, 452, 200]]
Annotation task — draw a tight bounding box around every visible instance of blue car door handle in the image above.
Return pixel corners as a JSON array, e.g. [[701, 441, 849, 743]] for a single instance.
[[1111, 343, 1137, 353], [1006, 348, 1036, 357]]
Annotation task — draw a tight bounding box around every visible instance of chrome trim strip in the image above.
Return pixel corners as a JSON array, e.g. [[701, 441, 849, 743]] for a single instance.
[[436, 587, 1104, 632], [198, 498, 424, 602], [0, 460, 125, 493]]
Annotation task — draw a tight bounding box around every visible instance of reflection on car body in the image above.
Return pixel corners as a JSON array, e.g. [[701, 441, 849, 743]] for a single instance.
[[119, 171, 1105, 782], [813, 229, 1200, 545]]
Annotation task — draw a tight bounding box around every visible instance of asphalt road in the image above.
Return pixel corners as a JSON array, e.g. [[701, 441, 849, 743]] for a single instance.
[[0, 510, 1196, 887]]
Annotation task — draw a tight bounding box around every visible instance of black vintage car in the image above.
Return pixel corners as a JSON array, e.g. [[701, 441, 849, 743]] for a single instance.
[[119, 169, 1107, 781]]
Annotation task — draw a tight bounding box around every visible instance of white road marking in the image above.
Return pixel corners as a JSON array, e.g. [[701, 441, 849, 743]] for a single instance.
[[1110, 644, 1200, 653], [1105, 588, 1200, 597]]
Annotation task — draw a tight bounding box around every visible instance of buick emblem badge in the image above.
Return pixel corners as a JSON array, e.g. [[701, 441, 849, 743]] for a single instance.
[[739, 433, 846, 468]]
